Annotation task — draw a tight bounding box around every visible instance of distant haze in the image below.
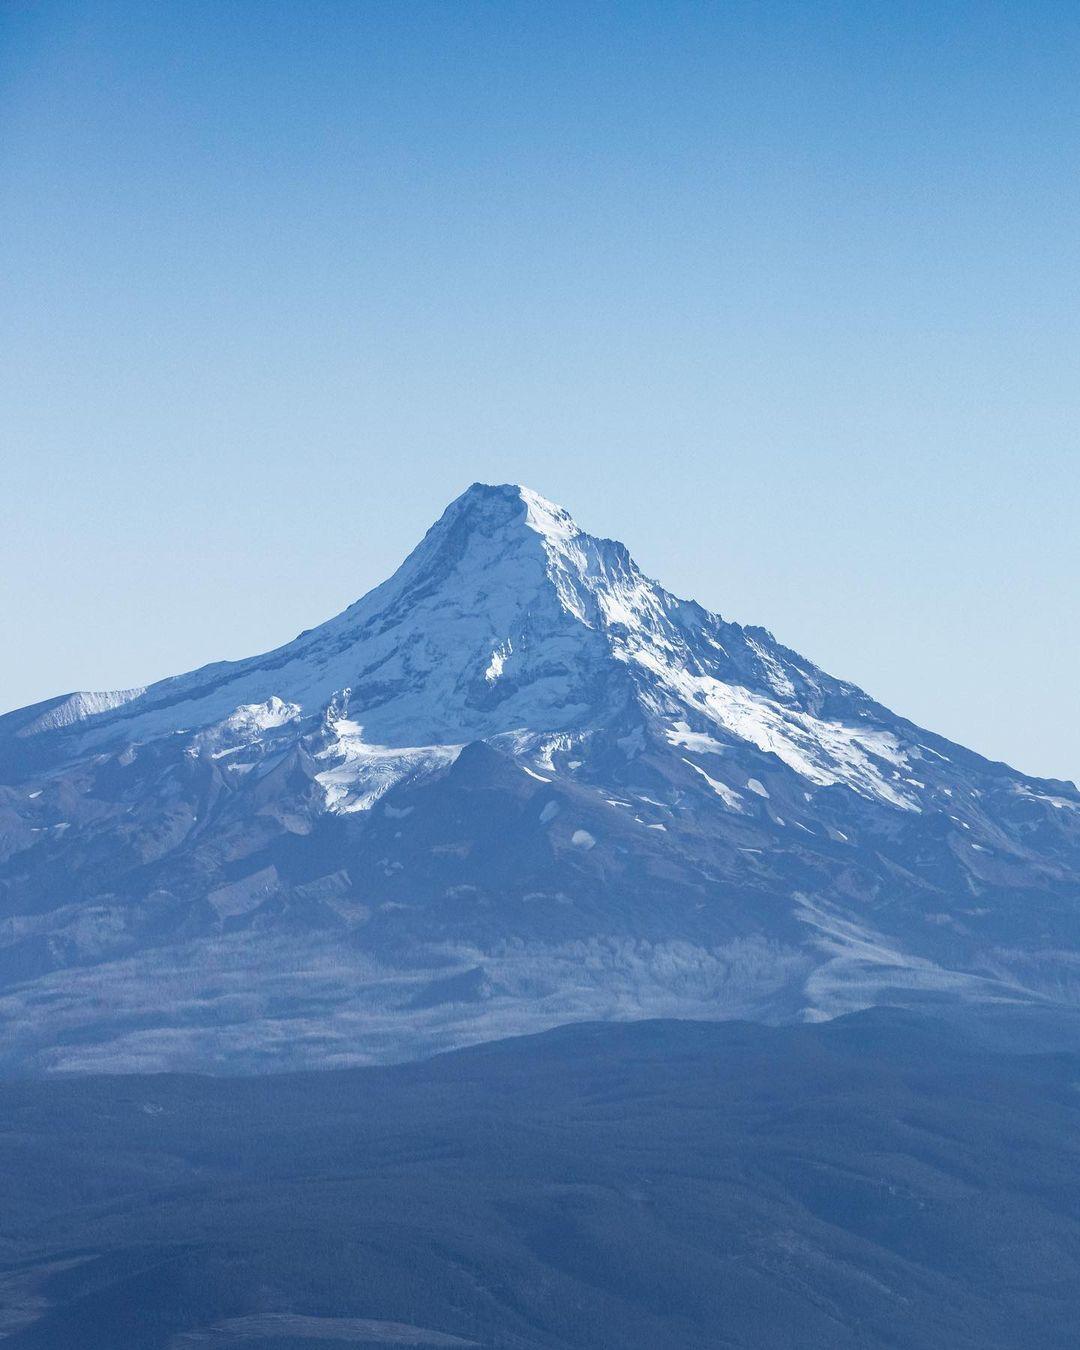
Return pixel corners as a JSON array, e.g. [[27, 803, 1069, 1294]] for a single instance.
[[2, 1, 1078, 781]]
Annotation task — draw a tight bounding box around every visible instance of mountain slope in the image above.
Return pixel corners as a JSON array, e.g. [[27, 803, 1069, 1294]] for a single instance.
[[4, 1013, 1080, 1350], [0, 484, 1077, 1072]]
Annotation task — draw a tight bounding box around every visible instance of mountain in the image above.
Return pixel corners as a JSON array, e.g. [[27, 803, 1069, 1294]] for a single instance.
[[0, 482, 1078, 1072], [4, 1012, 1080, 1349]]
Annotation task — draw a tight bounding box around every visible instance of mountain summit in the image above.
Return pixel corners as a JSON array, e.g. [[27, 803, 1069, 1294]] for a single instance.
[[6, 483, 928, 807], [1, 485, 1078, 1072]]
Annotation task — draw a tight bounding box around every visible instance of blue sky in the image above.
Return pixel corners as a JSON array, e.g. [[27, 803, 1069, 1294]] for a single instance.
[[2, 0, 1078, 780]]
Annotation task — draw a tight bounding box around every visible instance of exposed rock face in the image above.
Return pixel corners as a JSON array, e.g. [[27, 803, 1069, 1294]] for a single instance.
[[1, 483, 1078, 1072]]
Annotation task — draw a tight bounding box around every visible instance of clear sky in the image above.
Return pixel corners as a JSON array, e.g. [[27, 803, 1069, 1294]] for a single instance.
[[2, 0, 1077, 782]]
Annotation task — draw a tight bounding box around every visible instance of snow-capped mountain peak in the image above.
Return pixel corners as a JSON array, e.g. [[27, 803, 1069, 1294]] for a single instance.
[[0, 484, 1047, 820], [1, 482, 1078, 1074], [9, 484, 681, 753]]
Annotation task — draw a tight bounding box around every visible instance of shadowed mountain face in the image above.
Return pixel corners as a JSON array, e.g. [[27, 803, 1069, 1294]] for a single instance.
[[0, 484, 1078, 1072], [3, 1013, 1080, 1349]]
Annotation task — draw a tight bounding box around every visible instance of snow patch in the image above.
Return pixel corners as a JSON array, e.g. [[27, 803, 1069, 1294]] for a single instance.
[[1014, 784, 1080, 812], [682, 758, 743, 811], [485, 640, 512, 682], [666, 722, 727, 756], [316, 722, 461, 813], [20, 687, 147, 736], [634, 652, 918, 810]]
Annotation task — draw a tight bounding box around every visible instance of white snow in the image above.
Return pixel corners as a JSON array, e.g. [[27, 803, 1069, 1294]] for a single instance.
[[485, 640, 512, 682], [1014, 784, 1080, 812], [629, 640, 918, 811], [682, 758, 743, 811], [315, 720, 461, 813], [520, 486, 579, 545], [921, 745, 952, 762], [205, 697, 301, 754], [20, 687, 147, 736], [746, 637, 797, 699], [666, 723, 728, 756]]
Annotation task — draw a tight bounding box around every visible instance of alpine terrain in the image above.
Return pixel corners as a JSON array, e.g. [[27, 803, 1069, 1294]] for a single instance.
[[1, 483, 1078, 1073]]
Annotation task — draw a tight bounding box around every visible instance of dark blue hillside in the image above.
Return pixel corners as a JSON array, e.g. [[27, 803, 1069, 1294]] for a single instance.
[[2, 1009, 1080, 1348]]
